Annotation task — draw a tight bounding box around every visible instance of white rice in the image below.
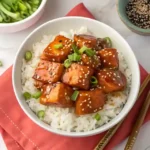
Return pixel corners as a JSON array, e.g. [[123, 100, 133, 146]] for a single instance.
[[21, 27, 132, 132]]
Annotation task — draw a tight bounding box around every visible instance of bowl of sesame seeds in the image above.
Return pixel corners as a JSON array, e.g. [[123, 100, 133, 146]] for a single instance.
[[117, 0, 150, 35]]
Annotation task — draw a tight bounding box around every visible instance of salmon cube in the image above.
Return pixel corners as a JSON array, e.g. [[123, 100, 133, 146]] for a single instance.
[[33, 60, 64, 84], [98, 48, 119, 69], [74, 34, 97, 49], [62, 63, 94, 90], [75, 89, 106, 115], [96, 70, 127, 93], [41, 35, 73, 62], [81, 54, 101, 69], [40, 83, 74, 107]]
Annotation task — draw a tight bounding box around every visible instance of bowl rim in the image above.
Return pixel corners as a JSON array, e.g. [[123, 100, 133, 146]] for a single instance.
[[12, 16, 140, 137], [0, 0, 47, 26], [117, 0, 150, 34]]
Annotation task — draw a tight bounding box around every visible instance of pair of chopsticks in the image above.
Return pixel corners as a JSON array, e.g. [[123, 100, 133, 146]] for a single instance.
[[94, 74, 150, 150]]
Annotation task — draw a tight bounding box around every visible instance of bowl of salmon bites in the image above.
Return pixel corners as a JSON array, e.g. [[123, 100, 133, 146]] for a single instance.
[[13, 17, 140, 137]]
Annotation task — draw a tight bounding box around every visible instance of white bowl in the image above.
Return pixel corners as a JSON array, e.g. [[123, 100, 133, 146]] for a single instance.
[[13, 17, 140, 137], [0, 0, 47, 33]]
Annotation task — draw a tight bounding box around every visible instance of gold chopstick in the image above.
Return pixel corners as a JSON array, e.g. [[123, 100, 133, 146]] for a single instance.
[[94, 74, 150, 150], [125, 91, 150, 150]]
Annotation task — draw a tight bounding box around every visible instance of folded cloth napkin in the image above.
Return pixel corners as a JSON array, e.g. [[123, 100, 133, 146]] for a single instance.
[[0, 3, 150, 150]]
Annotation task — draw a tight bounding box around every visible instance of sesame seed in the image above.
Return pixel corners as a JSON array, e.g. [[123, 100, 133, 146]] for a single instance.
[[82, 108, 84, 111], [94, 109, 97, 112], [113, 55, 115, 58], [118, 84, 121, 86], [80, 103, 82, 106], [103, 60, 106, 63]]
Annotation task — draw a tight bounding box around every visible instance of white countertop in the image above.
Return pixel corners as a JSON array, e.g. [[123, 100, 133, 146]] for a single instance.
[[0, 0, 150, 150]]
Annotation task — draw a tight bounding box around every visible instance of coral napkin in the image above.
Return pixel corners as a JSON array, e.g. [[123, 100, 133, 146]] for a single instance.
[[0, 3, 149, 150]]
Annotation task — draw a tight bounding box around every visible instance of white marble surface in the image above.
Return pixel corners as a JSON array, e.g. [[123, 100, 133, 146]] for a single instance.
[[0, 0, 150, 150]]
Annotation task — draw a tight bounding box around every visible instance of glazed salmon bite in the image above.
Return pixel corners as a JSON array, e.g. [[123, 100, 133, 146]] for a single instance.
[[75, 89, 106, 115], [41, 35, 73, 62], [33, 60, 64, 84], [98, 48, 119, 69], [96, 69, 127, 93], [40, 83, 74, 107], [62, 63, 94, 90]]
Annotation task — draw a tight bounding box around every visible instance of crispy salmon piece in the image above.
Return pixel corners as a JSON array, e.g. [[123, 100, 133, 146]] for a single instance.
[[40, 83, 74, 107], [81, 54, 101, 69], [62, 63, 94, 90], [74, 34, 97, 49], [98, 48, 119, 69], [96, 70, 127, 93], [33, 60, 64, 84], [41, 35, 73, 62], [75, 89, 106, 115]]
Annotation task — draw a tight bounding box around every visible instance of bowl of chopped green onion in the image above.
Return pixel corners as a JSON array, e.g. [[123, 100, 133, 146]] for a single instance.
[[0, 0, 47, 33]]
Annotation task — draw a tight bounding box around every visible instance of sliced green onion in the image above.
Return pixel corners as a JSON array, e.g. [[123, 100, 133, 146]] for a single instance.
[[71, 91, 79, 101], [0, 61, 3, 66], [54, 43, 63, 49], [85, 49, 96, 57], [68, 53, 81, 62], [90, 76, 98, 85], [79, 46, 88, 54], [18, 2, 27, 11], [29, 0, 41, 5], [94, 113, 101, 121], [32, 90, 42, 99], [23, 92, 31, 100], [24, 2, 32, 10], [0, 10, 11, 23], [0, 3, 20, 20], [64, 59, 72, 68], [32, 7, 38, 12], [104, 37, 112, 47], [37, 110, 45, 119], [72, 44, 79, 54], [0, 14, 3, 22], [79, 46, 95, 57], [2, 3, 11, 11], [21, 11, 29, 19], [25, 51, 32, 61]]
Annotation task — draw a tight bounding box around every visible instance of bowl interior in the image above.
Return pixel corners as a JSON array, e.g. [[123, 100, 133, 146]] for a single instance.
[[13, 17, 140, 137], [117, 0, 150, 34]]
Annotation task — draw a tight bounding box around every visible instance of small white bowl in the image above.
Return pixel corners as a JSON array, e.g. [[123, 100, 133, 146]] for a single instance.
[[0, 0, 47, 33], [13, 17, 140, 137]]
